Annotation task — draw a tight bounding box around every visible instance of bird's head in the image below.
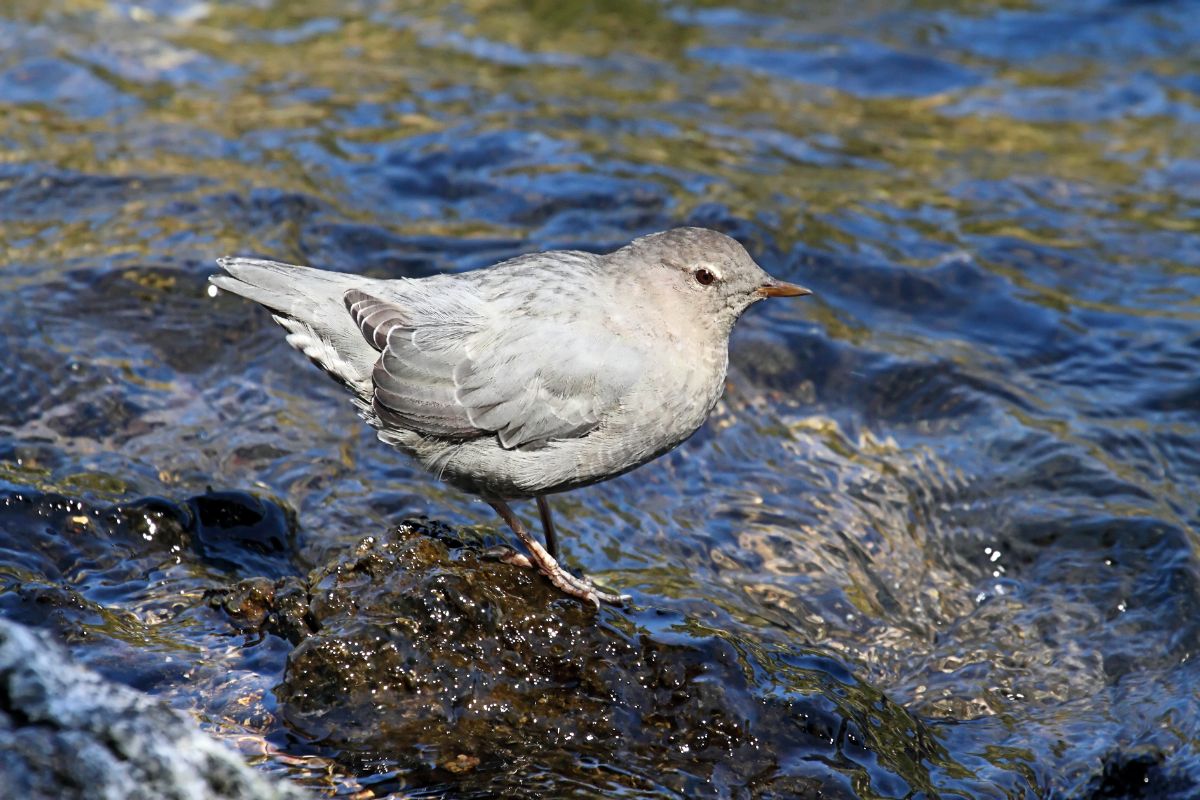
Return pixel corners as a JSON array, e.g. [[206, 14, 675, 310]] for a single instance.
[[612, 227, 811, 336]]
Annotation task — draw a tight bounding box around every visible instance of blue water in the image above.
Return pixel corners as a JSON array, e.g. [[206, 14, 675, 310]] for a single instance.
[[1, 0, 1198, 796]]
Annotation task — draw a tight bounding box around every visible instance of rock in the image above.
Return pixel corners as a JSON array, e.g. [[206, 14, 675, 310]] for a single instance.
[[210, 519, 954, 798], [0, 617, 308, 800], [187, 491, 298, 580], [206, 576, 312, 643], [1082, 749, 1196, 799]]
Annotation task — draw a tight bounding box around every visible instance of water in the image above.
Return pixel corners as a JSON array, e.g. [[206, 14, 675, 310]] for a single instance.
[[1, 0, 1197, 796]]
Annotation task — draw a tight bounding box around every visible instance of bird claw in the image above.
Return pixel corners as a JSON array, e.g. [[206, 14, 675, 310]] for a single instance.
[[483, 498, 626, 609], [480, 544, 534, 569], [580, 578, 632, 606], [544, 563, 627, 607], [483, 544, 625, 606]]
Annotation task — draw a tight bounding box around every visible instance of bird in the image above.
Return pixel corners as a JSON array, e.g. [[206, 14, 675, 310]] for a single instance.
[[211, 227, 811, 606]]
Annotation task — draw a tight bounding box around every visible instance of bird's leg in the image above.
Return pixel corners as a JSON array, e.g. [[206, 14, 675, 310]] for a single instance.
[[486, 498, 627, 607], [535, 495, 559, 560], [477, 496, 558, 569]]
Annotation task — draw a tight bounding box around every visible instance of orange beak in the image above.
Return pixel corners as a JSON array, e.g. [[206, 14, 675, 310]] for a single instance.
[[757, 280, 812, 298]]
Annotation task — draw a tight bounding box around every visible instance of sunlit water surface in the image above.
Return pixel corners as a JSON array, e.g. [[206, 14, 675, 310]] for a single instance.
[[1, 0, 1198, 797]]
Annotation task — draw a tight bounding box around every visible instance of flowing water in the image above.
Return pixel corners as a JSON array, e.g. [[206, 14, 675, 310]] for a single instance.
[[1, 0, 1198, 797]]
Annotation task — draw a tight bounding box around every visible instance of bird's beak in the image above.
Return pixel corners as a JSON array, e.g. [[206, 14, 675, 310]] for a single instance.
[[756, 280, 812, 298]]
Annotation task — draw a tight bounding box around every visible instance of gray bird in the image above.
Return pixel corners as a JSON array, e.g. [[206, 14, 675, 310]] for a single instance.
[[211, 228, 810, 605]]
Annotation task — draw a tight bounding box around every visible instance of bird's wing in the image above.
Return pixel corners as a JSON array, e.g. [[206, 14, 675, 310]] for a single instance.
[[345, 288, 642, 448]]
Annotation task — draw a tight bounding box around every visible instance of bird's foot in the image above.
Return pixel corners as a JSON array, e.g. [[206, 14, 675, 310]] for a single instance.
[[482, 544, 626, 607], [480, 544, 534, 569], [540, 559, 630, 608], [484, 497, 629, 608]]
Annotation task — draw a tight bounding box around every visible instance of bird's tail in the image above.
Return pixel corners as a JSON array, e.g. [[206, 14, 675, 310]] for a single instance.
[[211, 257, 375, 393], [211, 257, 348, 318]]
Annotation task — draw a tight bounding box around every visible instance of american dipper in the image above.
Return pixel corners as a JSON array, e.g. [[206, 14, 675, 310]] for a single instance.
[[211, 228, 810, 606]]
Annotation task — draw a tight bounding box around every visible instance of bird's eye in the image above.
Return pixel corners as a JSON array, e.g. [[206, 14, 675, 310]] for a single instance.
[[693, 268, 716, 286]]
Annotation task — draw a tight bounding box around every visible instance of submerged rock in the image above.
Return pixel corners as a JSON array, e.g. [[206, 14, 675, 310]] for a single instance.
[[0, 616, 307, 800], [210, 519, 965, 798]]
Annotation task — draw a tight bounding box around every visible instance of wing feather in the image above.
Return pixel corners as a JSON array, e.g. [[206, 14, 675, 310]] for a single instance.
[[345, 288, 640, 448]]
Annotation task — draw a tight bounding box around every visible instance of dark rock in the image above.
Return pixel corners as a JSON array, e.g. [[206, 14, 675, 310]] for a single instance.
[[0, 488, 298, 650], [0, 616, 308, 800], [207, 519, 955, 798], [206, 575, 313, 644], [1082, 749, 1197, 799], [187, 490, 297, 579]]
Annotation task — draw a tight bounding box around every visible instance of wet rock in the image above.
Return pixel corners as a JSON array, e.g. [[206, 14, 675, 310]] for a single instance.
[[187, 490, 297, 579], [0, 616, 307, 800], [0, 486, 305, 705], [208, 519, 961, 798], [0, 489, 298, 642], [1082, 749, 1196, 800], [206, 576, 313, 644]]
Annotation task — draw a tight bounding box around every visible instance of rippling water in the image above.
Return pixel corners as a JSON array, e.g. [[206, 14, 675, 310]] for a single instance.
[[1, 0, 1198, 797]]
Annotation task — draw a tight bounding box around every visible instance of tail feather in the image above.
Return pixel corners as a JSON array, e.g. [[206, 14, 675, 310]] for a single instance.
[[212, 257, 344, 318], [211, 257, 377, 394]]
